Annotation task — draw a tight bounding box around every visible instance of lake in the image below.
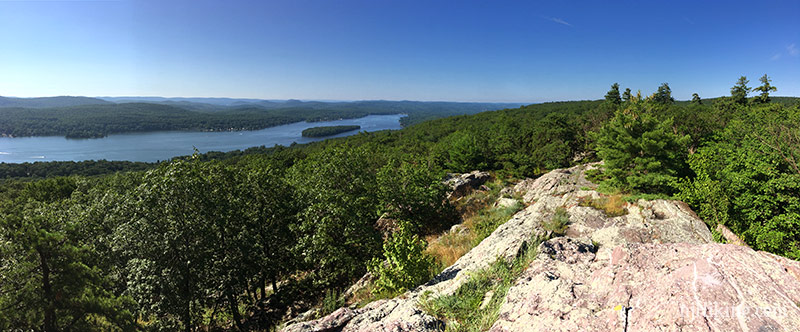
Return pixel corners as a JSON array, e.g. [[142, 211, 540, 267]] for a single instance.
[[0, 114, 405, 163]]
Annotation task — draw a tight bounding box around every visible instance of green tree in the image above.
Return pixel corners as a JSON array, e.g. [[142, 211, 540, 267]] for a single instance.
[[0, 178, 136, 332], [288, 146, 382, 287], [237, 159, 298, 297], [377, 158, 456, 234], [691, 93, 702, 104], [622, 88, 632, 103], [677, 104, 800, 259], [528, 112, 581, 170], [731, 76, 751, 104], [651, 83, 675, 105], [752, 74, 777, 104], [445, 131, 490, 172], [593, 103, 691, 193], [605, 83, 622, 105], [117, 157, 222, 331]]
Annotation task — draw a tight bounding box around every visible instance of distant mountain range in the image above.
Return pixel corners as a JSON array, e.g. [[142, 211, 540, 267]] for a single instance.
[[0, 96, 111, 108]]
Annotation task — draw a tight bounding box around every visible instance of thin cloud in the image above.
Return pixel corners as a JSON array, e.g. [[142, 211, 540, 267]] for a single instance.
[[788, 43, 798, 56], [769, 43, 797, 60], [546, 17, 572, 27]]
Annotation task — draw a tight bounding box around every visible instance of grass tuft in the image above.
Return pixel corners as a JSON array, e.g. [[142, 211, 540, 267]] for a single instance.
[[320, 289, 344, 316], [542, 206, 570, 236], [577, 194, 628, 217], [419, 235, 547, 332]]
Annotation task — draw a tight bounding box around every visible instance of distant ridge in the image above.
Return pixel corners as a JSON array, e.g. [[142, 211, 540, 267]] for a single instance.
[[0, 96, 111, 108]]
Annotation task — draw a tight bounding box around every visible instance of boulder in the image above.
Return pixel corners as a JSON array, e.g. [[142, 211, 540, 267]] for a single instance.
[[443, 171, 491, 199]]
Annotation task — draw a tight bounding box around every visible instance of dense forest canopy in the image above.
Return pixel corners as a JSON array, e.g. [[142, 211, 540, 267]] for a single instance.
[[1, 77, 799, 331]]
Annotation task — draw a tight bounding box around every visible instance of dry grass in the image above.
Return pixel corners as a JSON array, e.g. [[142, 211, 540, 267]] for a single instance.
[[577, 194, 628, 217], [425, 228, 475, 268], [427, 199, 523, 269]]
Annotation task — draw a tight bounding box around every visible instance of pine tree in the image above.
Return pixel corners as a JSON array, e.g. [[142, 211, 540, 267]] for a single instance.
[[652, 83, 675, 105], [0, 178, 135, 331], [622, 88, 632, 103], [752, 74, 777, 104], [593, 104, 690, 194], [691, 93, 702, 104], [605, 83, 622, 105], [731, 76, 751, 104]]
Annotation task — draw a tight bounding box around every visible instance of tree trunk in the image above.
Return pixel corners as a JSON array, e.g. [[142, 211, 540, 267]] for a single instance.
[[271, 274, 279, 295], [227, 291, 246, 331], [184, 300, 191, 332], [183, 262, 192, 332], [260, 275, 267, 300], [38, 248, 57, 332]]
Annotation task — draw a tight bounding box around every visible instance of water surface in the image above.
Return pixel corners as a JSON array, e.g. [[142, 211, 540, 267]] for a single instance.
[[0, 114, 404, 163]]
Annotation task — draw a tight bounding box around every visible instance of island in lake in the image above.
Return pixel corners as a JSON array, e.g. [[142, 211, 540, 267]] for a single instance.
[[301, 125, 361, 137]]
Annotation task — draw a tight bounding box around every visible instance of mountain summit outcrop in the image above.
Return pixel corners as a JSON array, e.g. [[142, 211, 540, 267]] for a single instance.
[[283, 164, 800, 332]]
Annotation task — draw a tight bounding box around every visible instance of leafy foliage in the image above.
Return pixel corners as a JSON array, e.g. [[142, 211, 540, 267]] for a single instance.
[[368, 221, 436, 295], [651, 83, 675, 105], [605, 83, 621, 105], [288, 145, 382, 287], [753, 74, 777, 104], [0, 177, 136, 331], [677, 104, 800, 259], [377, 158, 456, 234]]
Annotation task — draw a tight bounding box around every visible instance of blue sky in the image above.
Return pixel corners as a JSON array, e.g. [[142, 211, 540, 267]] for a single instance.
[[1, 0, 798, 102]]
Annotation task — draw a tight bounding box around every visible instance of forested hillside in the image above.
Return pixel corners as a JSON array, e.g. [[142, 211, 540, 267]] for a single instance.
[[0, 100, 518, 138], [1, 76, 798, 331]]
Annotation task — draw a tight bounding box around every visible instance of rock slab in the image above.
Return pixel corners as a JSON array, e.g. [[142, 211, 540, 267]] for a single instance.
[[490, 238, 800, 332]]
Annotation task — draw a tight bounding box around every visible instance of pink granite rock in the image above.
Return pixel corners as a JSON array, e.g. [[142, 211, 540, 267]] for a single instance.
[[490, 238, 800, 332]]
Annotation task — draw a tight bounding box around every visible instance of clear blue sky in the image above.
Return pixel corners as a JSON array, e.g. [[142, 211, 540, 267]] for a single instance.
[[1, 0, 798, 102]]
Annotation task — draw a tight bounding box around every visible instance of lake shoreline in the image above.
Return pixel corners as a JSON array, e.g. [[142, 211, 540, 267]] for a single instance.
[[0, 114, 406, 164]]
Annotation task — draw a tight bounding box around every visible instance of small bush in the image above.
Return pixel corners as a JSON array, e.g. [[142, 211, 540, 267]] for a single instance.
[[368, 221, 437, 296], [542, 206, 570, 236]]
